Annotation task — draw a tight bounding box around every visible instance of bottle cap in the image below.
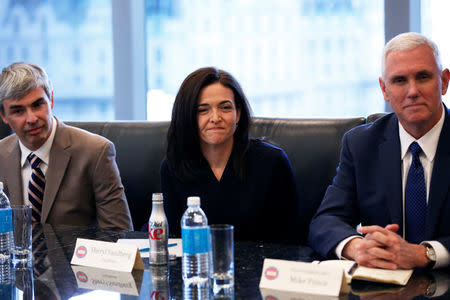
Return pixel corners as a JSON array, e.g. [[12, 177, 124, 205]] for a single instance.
[[187, 196, 200, 206], [152, 193, 163, 202]]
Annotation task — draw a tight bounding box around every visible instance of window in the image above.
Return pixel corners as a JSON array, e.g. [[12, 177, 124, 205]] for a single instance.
[[0, 0, 114, 121], [422, 0, 450, 104], [145, 0, 385, 120], [5, 1, 432, 121]]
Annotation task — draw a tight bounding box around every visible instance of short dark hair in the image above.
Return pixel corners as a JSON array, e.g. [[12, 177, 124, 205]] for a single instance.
[[166, 67, 252, 183]]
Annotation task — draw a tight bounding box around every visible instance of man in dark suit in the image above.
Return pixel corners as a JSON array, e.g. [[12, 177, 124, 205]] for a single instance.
[[0, 62, 133, 230], [309, 32, 450, 270]]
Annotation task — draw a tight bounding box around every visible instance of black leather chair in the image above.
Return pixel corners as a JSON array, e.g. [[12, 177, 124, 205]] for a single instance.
[[0, 119, 11, 138], [1, 117, 368, 243], [250, 118, 365, 242], [66, 121, 169, 233], [70, 117, 367, 243], [367, 112, 387, 123]]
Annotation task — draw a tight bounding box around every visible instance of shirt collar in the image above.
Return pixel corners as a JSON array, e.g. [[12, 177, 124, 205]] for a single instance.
[[20, 116, 58, 167], [399, 106, 445, 162]]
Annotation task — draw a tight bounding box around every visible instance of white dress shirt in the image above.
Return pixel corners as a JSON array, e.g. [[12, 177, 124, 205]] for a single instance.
[[336, 108, 449, 268], [20, 117, 57, 205]]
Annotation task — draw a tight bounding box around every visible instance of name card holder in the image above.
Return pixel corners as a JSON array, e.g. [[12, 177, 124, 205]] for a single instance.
[[71, 265, 143, 296], [260, 288, 343, 300], [259, 258, 344, 297], [71, 238, 144, 272]]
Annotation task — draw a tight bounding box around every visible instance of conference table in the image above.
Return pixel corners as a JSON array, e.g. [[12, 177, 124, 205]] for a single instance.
[[3, 224, 449, 299]]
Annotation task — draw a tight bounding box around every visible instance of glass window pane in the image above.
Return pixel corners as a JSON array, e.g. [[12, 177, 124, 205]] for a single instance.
[[145, 0, 385, 120], [0, 0, 114, 121], [422, 0, 450, 105]]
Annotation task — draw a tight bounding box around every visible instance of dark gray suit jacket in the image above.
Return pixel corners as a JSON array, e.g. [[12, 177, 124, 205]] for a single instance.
[[0, 118, 133, 230]]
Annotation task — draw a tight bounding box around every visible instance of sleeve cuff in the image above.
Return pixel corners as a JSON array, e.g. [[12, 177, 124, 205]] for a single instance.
[[335, 235, 363, 259], [421, 241, 450, 269]]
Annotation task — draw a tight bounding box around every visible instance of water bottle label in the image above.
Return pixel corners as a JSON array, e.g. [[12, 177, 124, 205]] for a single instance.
[[0, 209, 12, 233], [182, 227, 210, 254]]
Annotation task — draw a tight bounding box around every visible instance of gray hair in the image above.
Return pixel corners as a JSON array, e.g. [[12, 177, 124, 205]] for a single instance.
[[381, 32, 442, 79], [0, 62, 53, 114]]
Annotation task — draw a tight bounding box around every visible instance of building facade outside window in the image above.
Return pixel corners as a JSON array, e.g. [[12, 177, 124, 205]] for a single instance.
[[0, 0, 114, 121], [4, 1, 428, 121], [145, 0, 385, 121], [422, 0, 450, 105]]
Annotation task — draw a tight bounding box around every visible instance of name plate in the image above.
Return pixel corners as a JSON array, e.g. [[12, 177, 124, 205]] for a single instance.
[[260, 288, 342, 300], [71, 238, 144, 272], [259, 258, 344, 297], [72, 265, 143, 296]]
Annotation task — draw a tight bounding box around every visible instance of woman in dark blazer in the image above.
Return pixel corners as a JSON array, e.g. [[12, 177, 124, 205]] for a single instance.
[[161, 67, 300, 244]]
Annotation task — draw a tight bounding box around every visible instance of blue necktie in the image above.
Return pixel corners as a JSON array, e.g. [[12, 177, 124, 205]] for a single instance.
[[405, 142, 427, 244]]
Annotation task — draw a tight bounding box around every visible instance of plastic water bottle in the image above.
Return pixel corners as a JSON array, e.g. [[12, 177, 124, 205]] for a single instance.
[[148, 193, 169, 265], [0, 182, 12, 283], [181, 196, 210, 288]]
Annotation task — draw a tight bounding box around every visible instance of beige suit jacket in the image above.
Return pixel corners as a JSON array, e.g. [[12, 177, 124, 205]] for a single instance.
[[0, 119, 133, 230]]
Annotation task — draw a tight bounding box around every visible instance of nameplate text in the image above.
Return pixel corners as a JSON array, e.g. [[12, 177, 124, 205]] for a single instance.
[[259, 258, 344, 297], [71, 238, 144, 272], [71, 265, 143, 296]]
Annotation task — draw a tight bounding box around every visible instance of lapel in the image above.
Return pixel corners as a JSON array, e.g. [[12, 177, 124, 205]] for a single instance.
[[377, 115, 403, 233], [1, 137, 23, 206], [426, 108, 450, 239], [41, 119, 71, 223]]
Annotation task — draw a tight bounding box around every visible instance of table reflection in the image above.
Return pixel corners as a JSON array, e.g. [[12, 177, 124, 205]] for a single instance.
[[3, 224, 450, 299], [352, 270, 450, 300]]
